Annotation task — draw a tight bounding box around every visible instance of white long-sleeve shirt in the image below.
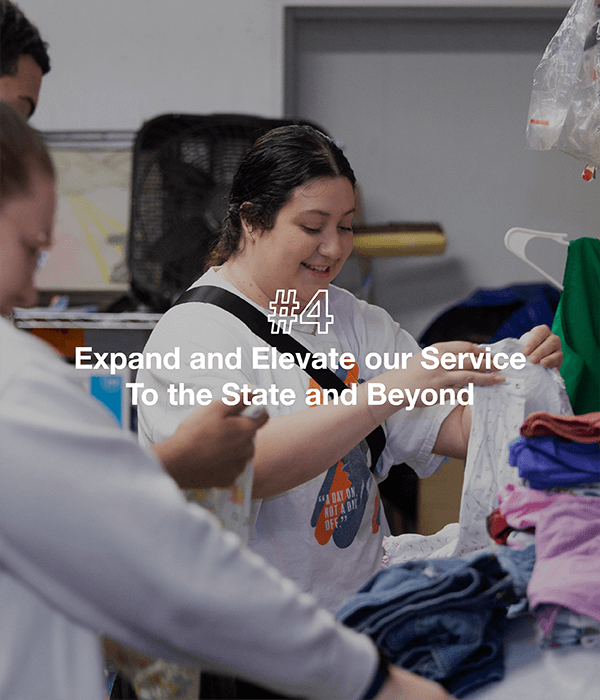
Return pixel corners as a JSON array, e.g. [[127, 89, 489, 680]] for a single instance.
[[0, 317, 377, 700]]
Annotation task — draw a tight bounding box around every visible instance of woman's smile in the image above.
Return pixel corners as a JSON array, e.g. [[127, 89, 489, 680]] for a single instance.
[[301, 262, 332, 277]]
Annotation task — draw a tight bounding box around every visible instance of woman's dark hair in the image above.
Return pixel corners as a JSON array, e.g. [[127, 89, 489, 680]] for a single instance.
[[205, 124, 356, 269], [0, 102, 54, 203]]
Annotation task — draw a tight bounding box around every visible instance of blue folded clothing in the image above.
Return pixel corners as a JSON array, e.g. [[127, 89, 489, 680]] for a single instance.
[[509, 436, 600, 489], [337, 552, 517, 698]]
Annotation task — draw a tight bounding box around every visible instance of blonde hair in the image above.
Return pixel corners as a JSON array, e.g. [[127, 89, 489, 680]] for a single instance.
[[0, 102, 54, 204]]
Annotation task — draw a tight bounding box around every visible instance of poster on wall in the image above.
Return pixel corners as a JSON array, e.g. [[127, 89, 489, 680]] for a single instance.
[[37, 131, 136, 292]]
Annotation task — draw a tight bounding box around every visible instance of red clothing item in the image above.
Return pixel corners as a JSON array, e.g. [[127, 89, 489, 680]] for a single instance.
[[486, 509, 513, 545], [520, 411, 600, 443], [486, 508, 535, 545]]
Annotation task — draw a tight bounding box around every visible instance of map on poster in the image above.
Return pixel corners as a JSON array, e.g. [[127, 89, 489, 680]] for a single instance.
[[36, 135, 134, 292]]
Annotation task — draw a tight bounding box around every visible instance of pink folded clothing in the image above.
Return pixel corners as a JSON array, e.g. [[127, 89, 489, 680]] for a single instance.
[[520, 411, 600, 443], [497, 483, 565, 531], [497, 483, 600, 623], [527, 497, 600, 624]]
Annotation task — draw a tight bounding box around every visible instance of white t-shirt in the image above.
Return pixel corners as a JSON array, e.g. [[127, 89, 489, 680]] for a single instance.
[[0, 317, 377, 700], [138, 269, 453, 613]]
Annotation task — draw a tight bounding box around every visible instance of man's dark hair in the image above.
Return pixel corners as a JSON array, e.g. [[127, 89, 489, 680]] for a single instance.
[[0, 0, 50, 77]]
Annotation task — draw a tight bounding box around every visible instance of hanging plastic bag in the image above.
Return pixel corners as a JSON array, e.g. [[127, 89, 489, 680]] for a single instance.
[[526, 0, 600, 168]]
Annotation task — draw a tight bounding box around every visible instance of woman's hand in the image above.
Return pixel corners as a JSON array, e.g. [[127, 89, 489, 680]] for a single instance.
[[376, 666, 454, 700], [520, 324, 563, 369], [368, 341, 505, 417], [153, 400, 269, 489], [431, 328, 563, 460], [410, 340, 505, 395]]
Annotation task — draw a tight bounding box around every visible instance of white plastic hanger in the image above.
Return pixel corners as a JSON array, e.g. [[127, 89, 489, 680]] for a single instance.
[[504, 227, 570, 291]]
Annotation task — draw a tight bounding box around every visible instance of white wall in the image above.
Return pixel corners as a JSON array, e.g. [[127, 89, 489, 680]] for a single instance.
[[21, 0, 280, 131], [20, 0, 572, 132], [289, 6, 600, 337]]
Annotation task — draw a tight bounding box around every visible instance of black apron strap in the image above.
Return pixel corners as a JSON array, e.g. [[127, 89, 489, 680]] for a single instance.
[[173, 285, 386, 470]]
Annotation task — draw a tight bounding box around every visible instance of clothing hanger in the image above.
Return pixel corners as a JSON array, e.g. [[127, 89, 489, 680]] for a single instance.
[[504, 227, 570, 291]]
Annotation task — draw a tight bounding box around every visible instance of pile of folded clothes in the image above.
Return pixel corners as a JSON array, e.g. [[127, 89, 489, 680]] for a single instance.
[[492, 410, 600, 650], [338, 412, 600, 697], [337, 551, 521, 697]]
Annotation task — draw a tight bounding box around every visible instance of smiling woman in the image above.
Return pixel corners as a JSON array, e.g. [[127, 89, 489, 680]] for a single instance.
[[136, 125, 562, 623]]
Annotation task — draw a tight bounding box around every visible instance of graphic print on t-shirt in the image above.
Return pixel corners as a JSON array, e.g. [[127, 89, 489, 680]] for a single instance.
[[310, 364, 381, 548]]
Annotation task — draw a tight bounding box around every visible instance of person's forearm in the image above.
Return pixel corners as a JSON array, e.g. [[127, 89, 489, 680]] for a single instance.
[[431, 405, 471, 460], [252, 379, 395, 498], [252, 353, 488, 498], [151, 438, 184, 483], [377, 666, 453, 699]]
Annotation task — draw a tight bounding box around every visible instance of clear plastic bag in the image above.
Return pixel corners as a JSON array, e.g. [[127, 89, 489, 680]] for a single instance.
[[527, 0, 600, 168], [190, 459, 256, 543], [190, 403, 263, 545]]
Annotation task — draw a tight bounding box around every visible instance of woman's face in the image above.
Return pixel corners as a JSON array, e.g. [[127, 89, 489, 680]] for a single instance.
[[0, 169, 55, 315], [238, 176, 355, 309]]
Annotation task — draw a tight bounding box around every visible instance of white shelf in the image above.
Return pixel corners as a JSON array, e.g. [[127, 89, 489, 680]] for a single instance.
[[13, 310, 163, 330]]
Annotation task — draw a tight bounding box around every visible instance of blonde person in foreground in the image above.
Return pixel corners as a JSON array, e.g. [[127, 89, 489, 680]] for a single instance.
[[0, 103, 459, 700]]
